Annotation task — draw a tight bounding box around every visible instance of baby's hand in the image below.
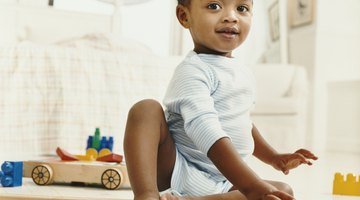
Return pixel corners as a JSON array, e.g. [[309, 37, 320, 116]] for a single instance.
[[159, 193, 180, 200], [264, 191, 295, 200], [271, 149, 318, 174], [246, 181, 295, 200]]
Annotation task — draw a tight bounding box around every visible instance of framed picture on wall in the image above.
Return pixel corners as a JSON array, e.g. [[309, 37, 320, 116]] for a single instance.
[[289, 0, 315, 28], [268, 1, 280, 41]]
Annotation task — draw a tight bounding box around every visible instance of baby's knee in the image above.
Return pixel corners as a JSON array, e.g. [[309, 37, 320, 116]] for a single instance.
[[129, 99, 163, 115], [278, 182, 293, 196]]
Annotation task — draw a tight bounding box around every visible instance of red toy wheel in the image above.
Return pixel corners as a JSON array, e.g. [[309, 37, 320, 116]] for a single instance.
[[101, 168, 123, 190]]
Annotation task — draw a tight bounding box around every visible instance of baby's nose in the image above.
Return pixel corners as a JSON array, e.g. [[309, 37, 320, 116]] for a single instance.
[[223, 10, 238, 23]]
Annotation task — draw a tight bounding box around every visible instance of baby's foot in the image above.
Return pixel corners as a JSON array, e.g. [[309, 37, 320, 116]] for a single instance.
[[134, 193, 160, 200], [160, 193, 183, 200]]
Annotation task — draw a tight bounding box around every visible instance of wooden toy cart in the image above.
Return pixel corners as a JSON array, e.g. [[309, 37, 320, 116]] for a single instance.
[[23, 160, 130, 190]]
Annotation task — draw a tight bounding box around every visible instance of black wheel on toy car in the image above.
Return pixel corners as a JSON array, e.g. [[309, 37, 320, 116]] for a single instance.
[[101, 168, 123, 190], [31, 164, 53, 185]]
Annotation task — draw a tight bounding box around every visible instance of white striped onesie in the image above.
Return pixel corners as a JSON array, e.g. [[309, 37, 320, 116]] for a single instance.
[[163, 51, 256, 196]]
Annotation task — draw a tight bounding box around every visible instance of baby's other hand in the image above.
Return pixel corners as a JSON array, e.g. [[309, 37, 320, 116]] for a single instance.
[[263, 191, 295, 200], [159, 193, 180, 200], [246, 181, 295, 200], [271, 149, 318, 174]]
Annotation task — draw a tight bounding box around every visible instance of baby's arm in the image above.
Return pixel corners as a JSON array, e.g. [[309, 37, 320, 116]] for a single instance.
[[252, 124, 318, 174], [208, 137, 294, 200], [251, 124, 279, 164]]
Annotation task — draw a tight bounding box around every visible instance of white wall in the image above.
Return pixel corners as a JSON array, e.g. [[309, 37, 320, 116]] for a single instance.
[[317, 0, 360, 82], [327, 81, 360, 153], [289, 0, 360, 153], [316, 0, 360, 153], [0, 0, 172, 56], [0, 2, 114, 45], [121, 0, 173, 56], [0, 4, 17, 44], [55, 0, 173, 56]]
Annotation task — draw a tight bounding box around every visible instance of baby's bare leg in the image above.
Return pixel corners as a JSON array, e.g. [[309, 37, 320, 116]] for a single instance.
[[160, 190, 246, 200], [124, 99, 293, 200], [160, 180, 292, 200], [265, 180, 294, 196], [124, 99, 177, 200]]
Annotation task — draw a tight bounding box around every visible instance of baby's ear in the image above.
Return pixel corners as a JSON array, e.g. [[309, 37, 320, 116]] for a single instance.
[[176, 5, 190, 28]]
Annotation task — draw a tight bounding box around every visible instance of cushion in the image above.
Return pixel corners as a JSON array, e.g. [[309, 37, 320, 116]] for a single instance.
[[251, 64, 297, 99], [251, 97, 304, 115]]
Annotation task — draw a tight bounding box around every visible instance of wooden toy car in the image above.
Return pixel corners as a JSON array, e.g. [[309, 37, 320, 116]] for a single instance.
[[23, 160, 130, 190]]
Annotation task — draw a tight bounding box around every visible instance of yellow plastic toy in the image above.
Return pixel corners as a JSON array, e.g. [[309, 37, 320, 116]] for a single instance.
[[75, 148, 99, 161], [333, 172, 360, 196], [75, 148, 112, 161]]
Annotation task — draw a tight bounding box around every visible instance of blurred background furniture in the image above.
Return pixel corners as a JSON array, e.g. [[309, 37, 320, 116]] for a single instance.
[[250, 64, 308, 152], [0, 40, 307, 157], [0, 2, 308, 157]]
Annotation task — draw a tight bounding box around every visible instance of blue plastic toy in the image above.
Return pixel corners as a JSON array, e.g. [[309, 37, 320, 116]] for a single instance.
[[0, 161, 23, 187], [86, 128, 114, 152]]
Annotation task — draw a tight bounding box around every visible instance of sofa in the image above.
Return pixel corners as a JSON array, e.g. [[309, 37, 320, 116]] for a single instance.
[[0, 41, 308, 158], [250, 64, 308, 152]]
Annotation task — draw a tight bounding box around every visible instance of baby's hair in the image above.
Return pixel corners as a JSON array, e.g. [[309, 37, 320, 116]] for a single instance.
[[178, 0, 253, 6], [178, 0, 190, 6]]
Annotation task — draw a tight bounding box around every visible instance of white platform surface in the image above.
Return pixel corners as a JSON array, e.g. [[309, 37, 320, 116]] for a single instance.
[[1, 151, 359, 200]]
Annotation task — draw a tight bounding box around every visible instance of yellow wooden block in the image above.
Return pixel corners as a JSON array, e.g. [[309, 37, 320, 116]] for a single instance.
[[333, 172, 360, 196], [98, 148, 112, 158]]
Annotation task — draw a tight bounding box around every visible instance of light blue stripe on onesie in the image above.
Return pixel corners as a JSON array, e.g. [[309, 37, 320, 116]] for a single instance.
[[163, 51, 256, 196]]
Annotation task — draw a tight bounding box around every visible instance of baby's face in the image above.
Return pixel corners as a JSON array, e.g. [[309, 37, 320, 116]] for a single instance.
[[183, 0, 253, 57]]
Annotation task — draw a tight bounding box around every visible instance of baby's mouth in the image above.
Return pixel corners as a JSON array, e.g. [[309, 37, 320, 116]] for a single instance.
[[216, 27, 239, 35]]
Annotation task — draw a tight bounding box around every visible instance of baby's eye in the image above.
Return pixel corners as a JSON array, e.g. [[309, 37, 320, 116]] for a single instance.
[[237, 5, 249, 12], [207, 3, 221, 10]]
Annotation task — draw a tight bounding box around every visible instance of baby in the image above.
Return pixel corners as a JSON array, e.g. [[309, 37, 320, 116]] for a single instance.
[[124, 0, 318, 199]]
